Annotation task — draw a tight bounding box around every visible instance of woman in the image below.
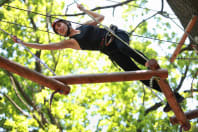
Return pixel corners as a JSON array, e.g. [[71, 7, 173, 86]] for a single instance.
[[12, 4, 183, 112]]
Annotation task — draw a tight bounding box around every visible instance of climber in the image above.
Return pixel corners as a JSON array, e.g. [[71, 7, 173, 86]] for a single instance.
[[12, 4, 184, 112]]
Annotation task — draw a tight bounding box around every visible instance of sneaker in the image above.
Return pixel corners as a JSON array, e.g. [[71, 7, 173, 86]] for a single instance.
[[163, 92, 184, 112]]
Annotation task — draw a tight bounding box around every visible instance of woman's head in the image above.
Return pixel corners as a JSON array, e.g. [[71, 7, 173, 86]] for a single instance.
[[52, 19, 71, 37]]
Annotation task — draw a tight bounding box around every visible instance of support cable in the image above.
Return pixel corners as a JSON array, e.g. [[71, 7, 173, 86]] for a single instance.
[[149, 76, 166, 104]]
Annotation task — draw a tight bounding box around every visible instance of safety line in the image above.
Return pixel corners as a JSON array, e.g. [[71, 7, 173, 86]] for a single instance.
[[149, 76, 166, 104]]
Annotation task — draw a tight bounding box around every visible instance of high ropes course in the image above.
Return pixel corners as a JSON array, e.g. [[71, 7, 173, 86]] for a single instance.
[[0, 55, 191, 131], [1, 0, 198, 131]]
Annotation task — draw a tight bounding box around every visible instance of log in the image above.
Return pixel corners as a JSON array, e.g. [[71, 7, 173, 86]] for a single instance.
[[0, 56, 70, 95], [147, 59, 191, 131], [170, 109, 198, 125], [158, 79, 190, 131], [170, 15, 198, 63], [50, 69, 168, 84]]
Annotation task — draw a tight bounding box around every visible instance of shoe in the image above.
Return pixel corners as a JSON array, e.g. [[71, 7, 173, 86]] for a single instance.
[[163, 92, 184, 112]]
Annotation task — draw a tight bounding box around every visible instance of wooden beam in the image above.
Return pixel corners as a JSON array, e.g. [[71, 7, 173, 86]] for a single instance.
[[170, 109, 198, 125], [50, 69, 168, 84], [0, 56, 70, 95], [158, 79, 190, 130], [170, 15, 198, 63], [147, 59, 191, 131]]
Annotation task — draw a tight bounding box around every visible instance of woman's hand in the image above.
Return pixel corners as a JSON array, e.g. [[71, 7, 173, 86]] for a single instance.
[[12, 36, 23, 43], [77, 4, 85, 11]]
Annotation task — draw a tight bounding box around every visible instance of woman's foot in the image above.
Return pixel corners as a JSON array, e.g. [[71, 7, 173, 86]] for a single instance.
[[163, 92, 184, 112]]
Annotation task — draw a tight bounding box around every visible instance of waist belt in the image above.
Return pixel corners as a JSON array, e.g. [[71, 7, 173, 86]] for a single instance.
[[100, 24, 118, 48]]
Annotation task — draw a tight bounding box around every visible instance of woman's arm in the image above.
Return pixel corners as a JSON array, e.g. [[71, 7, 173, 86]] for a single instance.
[[77, 4, 104, 26], [12, 36, 81, 50]]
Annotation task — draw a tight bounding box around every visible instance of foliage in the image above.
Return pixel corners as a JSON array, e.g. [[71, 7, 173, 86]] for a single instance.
[[0, 0, 197, 132]]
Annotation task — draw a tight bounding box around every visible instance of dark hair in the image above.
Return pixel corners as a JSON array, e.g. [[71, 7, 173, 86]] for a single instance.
[[52, 19, 71, 37]]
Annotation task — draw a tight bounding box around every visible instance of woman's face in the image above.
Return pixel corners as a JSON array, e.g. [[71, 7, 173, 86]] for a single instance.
[[54, 22, 68, 36]]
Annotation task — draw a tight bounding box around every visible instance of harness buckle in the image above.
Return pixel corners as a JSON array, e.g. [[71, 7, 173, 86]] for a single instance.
[[105, 24, 118, 46]]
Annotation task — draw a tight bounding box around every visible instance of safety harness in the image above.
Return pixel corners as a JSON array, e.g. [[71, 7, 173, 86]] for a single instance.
[[100, 24, 118, 48]]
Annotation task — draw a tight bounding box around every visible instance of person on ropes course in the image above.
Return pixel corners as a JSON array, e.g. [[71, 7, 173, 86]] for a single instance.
[[12, 4, 184, 112]]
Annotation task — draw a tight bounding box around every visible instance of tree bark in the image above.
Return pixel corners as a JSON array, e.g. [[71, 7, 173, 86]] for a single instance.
[[167, 0, 198, 42]]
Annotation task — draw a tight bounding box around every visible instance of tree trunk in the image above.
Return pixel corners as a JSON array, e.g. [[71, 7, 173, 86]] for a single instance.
[[167, 0, 198, 41]]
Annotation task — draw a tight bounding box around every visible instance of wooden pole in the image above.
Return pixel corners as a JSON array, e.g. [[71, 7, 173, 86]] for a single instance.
[[170, 109, 198, 125], [50, 69, 168, 84], [170, 15, 198, 63], [147, 59, 191, 131], [0, 56, 70, 95]]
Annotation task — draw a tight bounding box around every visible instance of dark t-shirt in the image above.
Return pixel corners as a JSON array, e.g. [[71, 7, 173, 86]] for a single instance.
[[70, 25, 107, 50]]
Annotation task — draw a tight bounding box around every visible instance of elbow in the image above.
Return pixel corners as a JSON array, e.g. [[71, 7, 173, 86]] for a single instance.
[[100, 15, 105, 22]]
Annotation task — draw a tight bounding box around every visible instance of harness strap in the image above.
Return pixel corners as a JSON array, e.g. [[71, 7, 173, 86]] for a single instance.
[[100, 24, 118, 49]]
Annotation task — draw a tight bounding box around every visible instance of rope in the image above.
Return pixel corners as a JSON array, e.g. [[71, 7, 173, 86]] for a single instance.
[[149, 76, 166, 104]]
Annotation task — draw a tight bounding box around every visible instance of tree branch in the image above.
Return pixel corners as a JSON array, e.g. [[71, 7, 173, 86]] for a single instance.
[[5, 71, 35, 106], [51, 0, 135, 17], [3, 93, 29, 117], [129, 12, 159, 35], [5, 70, 45, 128], [184, 89, 198, 93], [175, 64, 189, 91], [0, 0, 11, 7], [145, 102, 163, 115], [9, 73, 31, 110]]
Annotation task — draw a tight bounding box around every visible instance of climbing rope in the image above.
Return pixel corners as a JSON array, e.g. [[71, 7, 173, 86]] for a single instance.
[[149, 76, 166, 104]]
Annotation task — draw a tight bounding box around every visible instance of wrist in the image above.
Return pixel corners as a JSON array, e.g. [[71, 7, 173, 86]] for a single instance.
[[80, 8, 86, 12]]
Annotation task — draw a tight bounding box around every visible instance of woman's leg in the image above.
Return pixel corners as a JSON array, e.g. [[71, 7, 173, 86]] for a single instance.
[[114, 32, 149, 66], [104, 31, 184, 112], [108, 51, 161, 92]]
